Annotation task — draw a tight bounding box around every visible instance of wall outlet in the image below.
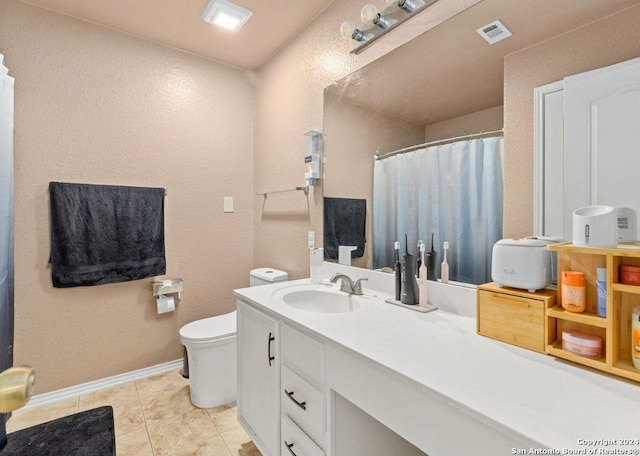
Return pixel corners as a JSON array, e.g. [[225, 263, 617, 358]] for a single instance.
[[308, 231, 315, 249]]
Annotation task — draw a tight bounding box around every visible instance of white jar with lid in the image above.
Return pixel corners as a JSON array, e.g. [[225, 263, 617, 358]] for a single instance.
[[632, 306, 640, 370]]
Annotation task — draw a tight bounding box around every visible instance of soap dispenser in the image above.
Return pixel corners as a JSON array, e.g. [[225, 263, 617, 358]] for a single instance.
[[338, 245, 357, 266], [310, 248, 323, 283]]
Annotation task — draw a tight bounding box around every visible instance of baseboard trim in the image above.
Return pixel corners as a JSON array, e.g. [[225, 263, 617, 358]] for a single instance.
[[20, 359, 183, 411]]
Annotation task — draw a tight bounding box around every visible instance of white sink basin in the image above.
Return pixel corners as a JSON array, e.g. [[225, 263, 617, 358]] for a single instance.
[[272, 283, 379, 313]]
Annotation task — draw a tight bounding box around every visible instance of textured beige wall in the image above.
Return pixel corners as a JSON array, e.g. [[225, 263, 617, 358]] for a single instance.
[[424, 105, 503, 142], [323, 96, 425, 269], [253, 0, 482, 279], [0, 0, 254, 393], [503, 3, 640, 237]]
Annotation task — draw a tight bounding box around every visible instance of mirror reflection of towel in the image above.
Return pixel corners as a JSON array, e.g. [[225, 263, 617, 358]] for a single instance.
[[323, 197, 366, 260], [49, 182, 166, 288]]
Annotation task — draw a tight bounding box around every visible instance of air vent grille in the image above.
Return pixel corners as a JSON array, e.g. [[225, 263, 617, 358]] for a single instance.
[[477, 20, 512, 44]]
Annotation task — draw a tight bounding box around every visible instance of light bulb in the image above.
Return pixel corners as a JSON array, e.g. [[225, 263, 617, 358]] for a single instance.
[[360, 4, 380, 25], [340, 21, 367, 42], [385, 0, 416, 13], [360, 3, 390, 29], [398, 0, 416, 13], [340, 21, 357, 40]]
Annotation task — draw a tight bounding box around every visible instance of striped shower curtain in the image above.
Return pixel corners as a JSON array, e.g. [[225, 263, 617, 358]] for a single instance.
[[0, 54, 15, 446], [372, 137, 503, 284]]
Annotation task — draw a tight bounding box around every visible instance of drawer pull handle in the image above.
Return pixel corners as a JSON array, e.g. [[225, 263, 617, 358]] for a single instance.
[[284, 389, 307, 410], [284, 441, 298, 456], [268, 332, 275, 367], [489, 293, 531, 306]]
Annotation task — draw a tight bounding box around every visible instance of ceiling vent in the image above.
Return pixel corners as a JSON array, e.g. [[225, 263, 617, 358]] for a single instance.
[[476, 20, 512, 44]]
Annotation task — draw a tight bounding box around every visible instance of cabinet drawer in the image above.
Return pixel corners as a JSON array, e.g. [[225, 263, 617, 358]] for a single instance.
[[281, 366, 325, 436], [281, 415, 325, 456], [281, 324, 324, 383], [477, 289, 547, 353]]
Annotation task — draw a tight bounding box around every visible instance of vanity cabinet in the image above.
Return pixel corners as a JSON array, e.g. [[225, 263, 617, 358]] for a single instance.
[[546, 243, 640, 382], [280, 323, 328, 454], [237, 300, 329, 456], [237, 301, 280, 456]]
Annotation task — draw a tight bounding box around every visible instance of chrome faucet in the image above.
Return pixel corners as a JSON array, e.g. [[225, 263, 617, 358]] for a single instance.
[[330, 273, 368, 295]]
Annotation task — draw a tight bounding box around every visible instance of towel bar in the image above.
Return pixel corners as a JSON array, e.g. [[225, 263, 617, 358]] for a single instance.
[[257, 186, 309, 199]]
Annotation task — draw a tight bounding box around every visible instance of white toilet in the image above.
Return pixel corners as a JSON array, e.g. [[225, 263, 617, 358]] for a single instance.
[[179, 267, 288, 408]]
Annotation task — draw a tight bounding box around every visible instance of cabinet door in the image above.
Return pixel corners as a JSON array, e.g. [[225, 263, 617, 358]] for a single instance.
[[237, 301, 280, 456]]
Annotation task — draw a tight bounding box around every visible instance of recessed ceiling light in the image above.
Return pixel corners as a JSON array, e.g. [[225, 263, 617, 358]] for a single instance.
[[202, 0, 253, 32]]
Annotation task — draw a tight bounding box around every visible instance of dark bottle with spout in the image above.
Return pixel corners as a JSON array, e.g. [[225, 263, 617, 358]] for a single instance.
[[401, 236, 419, 305], [427, 232, 438, 281]]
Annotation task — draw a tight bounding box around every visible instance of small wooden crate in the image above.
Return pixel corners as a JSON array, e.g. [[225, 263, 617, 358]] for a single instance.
[[477, 283, 557, 353]]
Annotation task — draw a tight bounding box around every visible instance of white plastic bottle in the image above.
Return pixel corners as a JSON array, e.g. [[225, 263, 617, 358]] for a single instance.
[[419, 243, 427, 307], [310, 248, 323, 283]]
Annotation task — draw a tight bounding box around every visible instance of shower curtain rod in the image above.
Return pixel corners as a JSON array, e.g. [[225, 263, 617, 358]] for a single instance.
[[374, 128, 504, 161]]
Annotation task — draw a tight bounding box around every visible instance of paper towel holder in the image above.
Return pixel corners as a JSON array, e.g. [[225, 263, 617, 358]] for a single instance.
[[152, 278, 183, 302]]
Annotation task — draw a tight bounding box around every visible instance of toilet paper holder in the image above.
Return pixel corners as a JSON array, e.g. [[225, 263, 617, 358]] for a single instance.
[[152, 279, 184, 302]]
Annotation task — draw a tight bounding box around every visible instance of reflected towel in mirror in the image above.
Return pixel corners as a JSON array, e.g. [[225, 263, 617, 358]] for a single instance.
[[323, 197, 366, 260]]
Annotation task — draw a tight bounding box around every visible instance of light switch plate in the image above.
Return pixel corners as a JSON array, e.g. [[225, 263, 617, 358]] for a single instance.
[[224, 197, 234, 213]]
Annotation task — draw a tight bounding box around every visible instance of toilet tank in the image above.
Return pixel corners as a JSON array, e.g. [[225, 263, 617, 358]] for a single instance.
[[250, 268, 288, 286]]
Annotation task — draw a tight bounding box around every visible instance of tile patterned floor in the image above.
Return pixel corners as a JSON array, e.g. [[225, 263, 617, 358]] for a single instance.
[[6, 369, 261, 456]]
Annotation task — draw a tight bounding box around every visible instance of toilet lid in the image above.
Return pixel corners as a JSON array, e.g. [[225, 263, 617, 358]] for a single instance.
[[179, 310, 236, 342]]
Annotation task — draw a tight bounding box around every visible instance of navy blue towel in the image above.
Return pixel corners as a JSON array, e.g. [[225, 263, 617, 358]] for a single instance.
[[49, 182, 166, 288], [323, 197, 366, 260]]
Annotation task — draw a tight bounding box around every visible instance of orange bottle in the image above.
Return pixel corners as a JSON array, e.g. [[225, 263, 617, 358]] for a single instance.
[[561, 271, 586, 313]]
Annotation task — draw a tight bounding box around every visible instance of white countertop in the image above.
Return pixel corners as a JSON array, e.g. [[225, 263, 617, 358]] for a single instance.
[[235, 269, 640, 453]]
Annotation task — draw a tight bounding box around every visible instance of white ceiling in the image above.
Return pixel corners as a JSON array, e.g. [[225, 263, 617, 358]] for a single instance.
[[19, 0, 640, 121], [19, 0, 336, 70], [327, 0, 640, 126]]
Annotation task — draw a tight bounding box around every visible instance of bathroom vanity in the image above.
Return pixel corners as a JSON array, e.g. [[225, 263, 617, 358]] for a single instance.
[[234, 264, 640, 456]]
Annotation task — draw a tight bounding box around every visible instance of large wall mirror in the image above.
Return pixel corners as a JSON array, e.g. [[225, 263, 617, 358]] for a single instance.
[[323, 0, 637, 285], [535, 57, 640, 242]]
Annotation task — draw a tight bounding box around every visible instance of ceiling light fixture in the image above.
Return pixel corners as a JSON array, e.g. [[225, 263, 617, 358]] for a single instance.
[[202, 0, 253, 32], [341, 0, 439, 53]]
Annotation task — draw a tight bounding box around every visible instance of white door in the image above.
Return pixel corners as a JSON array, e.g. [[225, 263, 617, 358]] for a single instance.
[[237, 301, 280, 456], [534, 80, 565, 237], [564, 56, 640, 241]]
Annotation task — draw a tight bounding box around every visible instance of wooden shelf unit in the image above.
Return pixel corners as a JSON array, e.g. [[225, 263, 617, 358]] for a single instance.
[[547, 243, 640, 382]]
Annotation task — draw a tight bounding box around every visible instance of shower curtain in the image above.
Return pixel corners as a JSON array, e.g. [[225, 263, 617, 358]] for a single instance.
[[0, 54, 15, 446], [372, 137, 503, 284]]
